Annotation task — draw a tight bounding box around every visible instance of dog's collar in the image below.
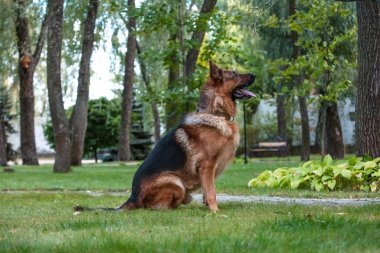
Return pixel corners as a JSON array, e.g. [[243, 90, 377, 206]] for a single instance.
[[195, 108, 234, 122]]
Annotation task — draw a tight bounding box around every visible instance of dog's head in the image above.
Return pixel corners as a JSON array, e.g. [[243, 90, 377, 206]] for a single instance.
[[208, 61, 256, 100], [197, 61, 256, 119]]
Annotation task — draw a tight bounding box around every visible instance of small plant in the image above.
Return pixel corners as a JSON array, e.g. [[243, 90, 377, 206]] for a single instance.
[[248, 155, 380, 192]]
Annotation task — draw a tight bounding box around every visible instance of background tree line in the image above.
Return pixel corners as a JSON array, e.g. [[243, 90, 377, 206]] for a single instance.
[[0, 0, 378, 172]]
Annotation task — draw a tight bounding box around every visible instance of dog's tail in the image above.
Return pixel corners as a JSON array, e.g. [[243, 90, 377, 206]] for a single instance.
[[73, 200, 138, 212], [73, 205, 122, 212]]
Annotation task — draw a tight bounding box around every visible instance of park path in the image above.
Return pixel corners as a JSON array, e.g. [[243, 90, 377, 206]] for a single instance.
[[194, 194, 380, 206], [2, 190, 380, 206]]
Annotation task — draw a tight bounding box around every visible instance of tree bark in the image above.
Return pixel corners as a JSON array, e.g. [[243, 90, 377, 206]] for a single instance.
[[276, 94, 287, 141], [0, 121, 7, 166], [276, 94, 288, 155], [184, 0, 218, 79], [136, 40, 161, 143], [299, 96, 310, 161], [47, 0, 71, 173], [118, 0, 137, 161], [325, 101, 344, 159], [356, 1, 380, 158], [15, 0, 48, 165], [94, 149, 98, 164], [69, 0, 98, 166], [314, 106, 323, 154]]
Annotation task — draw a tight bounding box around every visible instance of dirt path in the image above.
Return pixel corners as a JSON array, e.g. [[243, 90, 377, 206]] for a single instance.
[[2, 190, 380, 206]]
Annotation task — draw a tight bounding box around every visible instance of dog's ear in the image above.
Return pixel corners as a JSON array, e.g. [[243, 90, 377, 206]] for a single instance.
[[209, 60, 223, 81]]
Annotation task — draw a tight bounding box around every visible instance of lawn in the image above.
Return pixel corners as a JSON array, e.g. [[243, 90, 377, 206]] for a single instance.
[[1, 158, 380, 252]]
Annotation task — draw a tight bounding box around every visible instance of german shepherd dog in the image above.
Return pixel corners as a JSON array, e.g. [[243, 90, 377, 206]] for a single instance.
[[75, 61, 255, 213]]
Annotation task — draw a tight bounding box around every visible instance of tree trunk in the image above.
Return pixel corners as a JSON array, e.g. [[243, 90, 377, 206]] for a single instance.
[[47, 0, 71, 173], [151, 100, 161, 143], [69, 0, 98, 166], [277, 94, 288, 155], [325, 101, 344, 159], [136, 40, 161, 143], [276, 94, 287, 141], [356, 1, 380, 158], [184, 0, 218, 79], [118, 0, 137, 161], [94, 149, 98, 164], [166, 31, 181, 131], [299, 96, 310, 161], [18, 59, 39, 165], [0, 122, 7, 166], [314, 106, 324, 154], [289, 0, 310, 160], [15, 0, 48, 165]]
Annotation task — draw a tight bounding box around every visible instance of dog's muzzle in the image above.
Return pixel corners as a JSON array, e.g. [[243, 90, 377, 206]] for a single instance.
[[232, 74, 256, 100]]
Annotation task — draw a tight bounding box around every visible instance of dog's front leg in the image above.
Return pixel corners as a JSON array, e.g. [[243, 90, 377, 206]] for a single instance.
[[202, 194, 208, 206], [199, 161, 218, 212]]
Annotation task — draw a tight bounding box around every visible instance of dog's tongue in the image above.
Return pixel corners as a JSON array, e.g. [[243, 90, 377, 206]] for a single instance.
[[241, 89, 256, 98], [234, 88, 256, 99]]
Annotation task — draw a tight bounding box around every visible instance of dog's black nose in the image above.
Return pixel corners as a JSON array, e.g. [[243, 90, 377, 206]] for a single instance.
[[250, 74, 256, 81]]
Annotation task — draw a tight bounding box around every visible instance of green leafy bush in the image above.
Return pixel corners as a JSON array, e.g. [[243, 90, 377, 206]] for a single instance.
[[248, 155, 380, 192]]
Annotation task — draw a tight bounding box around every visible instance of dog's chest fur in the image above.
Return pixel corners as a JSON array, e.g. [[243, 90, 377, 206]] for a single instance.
[[175, 113, 240, 189]]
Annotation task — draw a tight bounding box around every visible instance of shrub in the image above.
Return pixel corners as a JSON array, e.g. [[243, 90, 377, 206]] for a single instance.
[[248, 155, 380, 192]]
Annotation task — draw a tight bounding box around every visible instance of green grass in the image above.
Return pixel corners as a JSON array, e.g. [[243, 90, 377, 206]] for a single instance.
[[2, 158, 380, 198], [0, 193, 379, 253], [0, 163, 136, 192], [1, 158, 380, 252]]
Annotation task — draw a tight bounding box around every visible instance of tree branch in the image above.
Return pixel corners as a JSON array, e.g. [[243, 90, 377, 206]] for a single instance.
[[33, 12, 48, 66], [15, 0, 32, 56], [185, 0, 217, 78]]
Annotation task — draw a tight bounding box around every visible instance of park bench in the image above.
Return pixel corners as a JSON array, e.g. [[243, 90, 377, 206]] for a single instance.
[[250, 141, 288, 158]]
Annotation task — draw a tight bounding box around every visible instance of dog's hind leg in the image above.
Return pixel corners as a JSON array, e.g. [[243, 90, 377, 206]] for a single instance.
[[118, 200, 139, 210], [139, 174, 186, 209], [182, 192, 193, 205]]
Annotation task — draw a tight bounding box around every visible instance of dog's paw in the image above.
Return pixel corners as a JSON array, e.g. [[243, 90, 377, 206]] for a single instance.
[[209, 206, 219, 213]]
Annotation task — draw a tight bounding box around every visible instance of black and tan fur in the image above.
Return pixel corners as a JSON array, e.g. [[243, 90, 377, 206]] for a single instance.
[[75, 61, 255, 213]]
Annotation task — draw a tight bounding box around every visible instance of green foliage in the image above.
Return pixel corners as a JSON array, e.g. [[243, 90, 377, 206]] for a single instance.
[[248, 155, 380, 192], [199, 1, 267, 95], [0, 0, 17, 82], [84, 97, 121, 156], [44, 97, 152, 160], [132, 0, 266, 109], [267, 0, 357, 99], [43, 97, 121, 156], [109, 1, 220, 110], [250, 112, 277, 143]]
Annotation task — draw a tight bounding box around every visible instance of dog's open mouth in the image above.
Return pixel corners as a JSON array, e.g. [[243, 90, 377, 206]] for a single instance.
[[232, 74, 256, 100], [232, 84, 256, 100]]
